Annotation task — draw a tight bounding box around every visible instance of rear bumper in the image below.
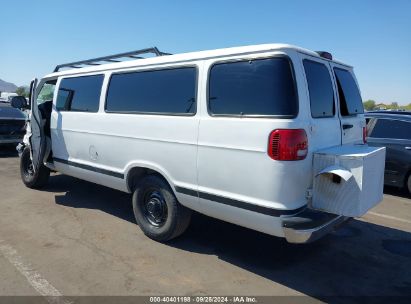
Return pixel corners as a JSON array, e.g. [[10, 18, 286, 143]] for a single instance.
[[282, 208, 350, 243]]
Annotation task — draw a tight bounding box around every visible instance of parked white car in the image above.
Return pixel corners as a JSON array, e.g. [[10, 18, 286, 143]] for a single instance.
[[0, 92, 18, 103], [12, 44, 385, 243]]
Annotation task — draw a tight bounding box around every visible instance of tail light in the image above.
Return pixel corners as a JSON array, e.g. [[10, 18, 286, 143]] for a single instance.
[[268, 129, 308, 161], [363, 127, 367, 144]]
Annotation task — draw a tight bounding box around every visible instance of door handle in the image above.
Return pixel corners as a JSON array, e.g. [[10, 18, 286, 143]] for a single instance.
[[342, 124, 354, 130], [405, 147, 411, 150]]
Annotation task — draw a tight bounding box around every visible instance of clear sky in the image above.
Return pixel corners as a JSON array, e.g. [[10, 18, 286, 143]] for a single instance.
[[1, 0, 410, 104]]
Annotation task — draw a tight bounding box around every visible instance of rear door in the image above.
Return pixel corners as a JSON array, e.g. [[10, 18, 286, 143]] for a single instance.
[[330, 63, 365, 144], [299, 54, 341, 150]]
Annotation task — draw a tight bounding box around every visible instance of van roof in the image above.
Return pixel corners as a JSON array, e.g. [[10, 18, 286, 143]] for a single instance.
[[44, 43, 352, 79]]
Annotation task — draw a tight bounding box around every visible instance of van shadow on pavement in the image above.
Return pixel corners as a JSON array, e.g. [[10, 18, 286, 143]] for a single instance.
[[172, 214, 411, 302], [49, 174, 411, 302], [50, 174, 135, 224]]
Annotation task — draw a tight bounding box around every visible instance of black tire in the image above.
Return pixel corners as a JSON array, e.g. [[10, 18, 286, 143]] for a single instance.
[[132, 175, 191, 242], [406, 173, 411, 196], [20, 146, 50, 189]]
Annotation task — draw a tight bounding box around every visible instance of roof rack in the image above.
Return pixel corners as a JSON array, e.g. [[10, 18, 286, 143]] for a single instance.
[[53, 47, 171, 72]]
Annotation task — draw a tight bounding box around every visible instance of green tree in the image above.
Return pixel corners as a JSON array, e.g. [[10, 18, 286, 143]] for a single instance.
[[15, 86, 29, 97], [390, 102, 399, 109], [363, 100, 376, 111]]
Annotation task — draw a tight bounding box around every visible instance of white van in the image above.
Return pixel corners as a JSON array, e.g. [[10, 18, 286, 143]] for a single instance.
[[12, 44, 385, 243]]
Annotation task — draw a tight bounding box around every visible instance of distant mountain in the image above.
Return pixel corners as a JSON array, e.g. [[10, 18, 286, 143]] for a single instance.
[[0, 78, 18, 93]]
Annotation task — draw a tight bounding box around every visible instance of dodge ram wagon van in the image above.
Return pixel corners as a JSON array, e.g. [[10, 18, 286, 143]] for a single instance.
[[11, 44, 385, 243]]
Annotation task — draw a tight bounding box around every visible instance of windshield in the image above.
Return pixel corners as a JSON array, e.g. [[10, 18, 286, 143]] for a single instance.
[[36, 81, 56, 105]]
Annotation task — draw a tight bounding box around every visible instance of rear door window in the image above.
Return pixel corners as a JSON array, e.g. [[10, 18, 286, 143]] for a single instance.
[[369, 118, 411, 140], [56, 75, 104, 112], [303, 60, 335, 118], [334, 68, 364, 116], [208, 57, 297, 117]]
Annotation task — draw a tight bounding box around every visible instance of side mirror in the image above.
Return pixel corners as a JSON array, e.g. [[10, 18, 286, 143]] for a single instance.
[[11, 96, 29, 109]]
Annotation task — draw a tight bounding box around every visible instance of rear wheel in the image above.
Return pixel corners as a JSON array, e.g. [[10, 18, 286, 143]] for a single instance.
[[132, 175, 191, 242], [20, 146, 50, 189]]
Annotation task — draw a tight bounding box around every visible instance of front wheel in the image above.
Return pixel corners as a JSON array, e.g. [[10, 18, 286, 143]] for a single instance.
[[20, 146, 50, 189], [132, 175, 191, 242], [406, 173, 411, 196]]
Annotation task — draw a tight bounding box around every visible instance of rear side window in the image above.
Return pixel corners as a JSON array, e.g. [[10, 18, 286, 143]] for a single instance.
[[334, 68, 364, 116], [369, 118, 411, 140], [106, 67, 197, 115], [303, 60, 335, 118], [56, 75, 103, 112], [208, 57, 297, 117]]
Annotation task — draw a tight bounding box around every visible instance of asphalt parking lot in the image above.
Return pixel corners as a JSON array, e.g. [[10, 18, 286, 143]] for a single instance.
[[0, 146, 410, 302]]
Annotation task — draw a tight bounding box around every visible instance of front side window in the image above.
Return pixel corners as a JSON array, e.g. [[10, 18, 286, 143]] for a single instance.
[[36, 81, 56, 105], [208, 57, 298, 116], [56, 75, 104, 112], [334, 68, 364, 116], [303, 60, 335, 118], [106, 67, 197, 115], [369, 118, 411, 140]]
